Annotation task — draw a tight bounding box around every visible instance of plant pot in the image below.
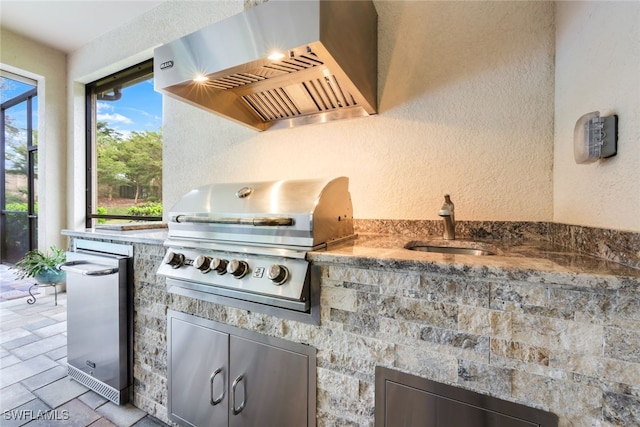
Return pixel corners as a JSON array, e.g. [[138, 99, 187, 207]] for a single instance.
[[35, 269, 66, 285]]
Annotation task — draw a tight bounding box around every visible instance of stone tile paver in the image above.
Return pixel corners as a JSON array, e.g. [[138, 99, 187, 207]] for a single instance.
[[96, 402, 146, 427], [0, 355, 58, 389], [86, 417, 117, 426], [20, 365, 68, 391], [11, 334, 66, 360], [22, 318, 57, 332], [0, 328, 33, 345], [43, 346, 66, 362], [78, 391, 109, 410], [0, 382, 36, 412], [32, 321, 67, 338], [0, 354, 22, 369], [2, 334, 39, 351], [32, 377, 89, 409], [0, 398, 51, 427], [132, 415, 168, 426], [43, 398, 101, 427]]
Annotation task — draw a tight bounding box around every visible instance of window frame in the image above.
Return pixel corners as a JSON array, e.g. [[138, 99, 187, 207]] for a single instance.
[[85, 59, 162, 228], [1, 71, 38, 261]]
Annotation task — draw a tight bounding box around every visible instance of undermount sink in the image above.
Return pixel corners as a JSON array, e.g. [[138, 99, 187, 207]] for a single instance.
[[404, 240, 497, 256]]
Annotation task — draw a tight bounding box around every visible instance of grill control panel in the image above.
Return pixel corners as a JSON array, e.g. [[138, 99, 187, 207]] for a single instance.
[[158, 248, 309, 302]]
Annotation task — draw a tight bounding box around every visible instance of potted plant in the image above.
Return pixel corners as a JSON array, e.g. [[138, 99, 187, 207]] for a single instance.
[[12, 246, 66, 284]]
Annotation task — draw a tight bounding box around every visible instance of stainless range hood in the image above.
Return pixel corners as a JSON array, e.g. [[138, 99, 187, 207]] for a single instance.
[[154, 0, 377, 131]]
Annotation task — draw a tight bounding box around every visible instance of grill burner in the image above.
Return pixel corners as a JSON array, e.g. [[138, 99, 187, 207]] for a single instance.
[[157, 177, 355, 323]]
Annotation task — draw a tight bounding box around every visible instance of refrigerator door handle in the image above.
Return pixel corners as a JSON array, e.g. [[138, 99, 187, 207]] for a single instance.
[[59, 260, 119, 276]]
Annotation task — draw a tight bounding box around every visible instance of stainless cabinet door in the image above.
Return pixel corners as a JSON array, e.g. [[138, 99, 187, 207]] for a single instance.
[[229, 335, 309, 427], [384, 381, 537, 427], [376, 367, 556, 427], [169, 317, 229, 427]]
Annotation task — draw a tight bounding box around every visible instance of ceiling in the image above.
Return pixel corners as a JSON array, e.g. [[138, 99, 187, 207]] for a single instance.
[[0, 1, 166, 53]]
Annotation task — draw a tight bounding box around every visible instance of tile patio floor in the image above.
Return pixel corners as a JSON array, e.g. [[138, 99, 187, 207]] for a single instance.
[[0, 265, 169, 426], [0, 264, 36, 303]]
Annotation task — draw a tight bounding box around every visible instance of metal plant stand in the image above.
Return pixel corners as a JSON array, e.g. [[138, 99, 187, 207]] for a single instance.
[[25, 269, 65, 306], [27, 282, 60, 306]]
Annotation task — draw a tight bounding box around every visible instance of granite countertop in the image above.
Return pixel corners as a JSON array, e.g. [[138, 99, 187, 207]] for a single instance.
[[62, 228, 640, 288]]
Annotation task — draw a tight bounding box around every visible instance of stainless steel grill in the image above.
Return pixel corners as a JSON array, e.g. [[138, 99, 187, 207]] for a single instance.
[[156, 177, 354, 323]]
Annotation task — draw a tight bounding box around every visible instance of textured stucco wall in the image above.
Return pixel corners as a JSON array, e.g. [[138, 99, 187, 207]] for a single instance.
[[162, 0, 556, 222], [68, 1, 554, 228], [61, 0, 555, 226], [554, 2, 640, 232], [0, 28, 67, 250], [10, 1, 640, 235]]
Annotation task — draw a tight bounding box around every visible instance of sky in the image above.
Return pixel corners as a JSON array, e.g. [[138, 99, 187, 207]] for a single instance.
[[1, 77, 35, 103], [96, 78, 163, 137], [2, 75, 162, 139], [1, 76, 38, 170]]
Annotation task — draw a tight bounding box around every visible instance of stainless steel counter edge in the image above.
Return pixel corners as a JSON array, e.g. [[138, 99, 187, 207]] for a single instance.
[[62, 228, 168, 245]]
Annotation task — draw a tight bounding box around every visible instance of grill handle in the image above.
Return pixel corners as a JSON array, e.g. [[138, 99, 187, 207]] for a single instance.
[[173, 215, 293, 226]]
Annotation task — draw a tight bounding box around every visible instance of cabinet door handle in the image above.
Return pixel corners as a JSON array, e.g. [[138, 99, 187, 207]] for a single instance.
[[231, 374, 246, 415], [209, 368, 224, 405]]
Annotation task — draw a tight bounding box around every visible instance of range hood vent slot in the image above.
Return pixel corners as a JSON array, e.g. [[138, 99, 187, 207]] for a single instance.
[[154, 0, 377, 131], [242, 74, 357, 122]]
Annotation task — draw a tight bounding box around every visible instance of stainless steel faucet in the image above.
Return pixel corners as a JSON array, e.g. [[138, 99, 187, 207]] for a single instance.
[[439, 194, 455, 240]]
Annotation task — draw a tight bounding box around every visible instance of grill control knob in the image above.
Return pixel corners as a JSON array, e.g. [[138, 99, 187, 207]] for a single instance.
[[163, 251, 185, 269], [267, 264, 289, 285], [210, 258, 228, 275], [227, 260, 249, 278], [193, 255, 212, 273]]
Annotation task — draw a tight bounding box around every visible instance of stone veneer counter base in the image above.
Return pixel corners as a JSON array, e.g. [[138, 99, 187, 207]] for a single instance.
[[62, 223, 640, 427]]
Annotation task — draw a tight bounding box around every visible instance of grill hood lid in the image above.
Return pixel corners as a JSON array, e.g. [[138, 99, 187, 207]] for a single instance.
[[166, 177, 354, 249], [154, 0, 377, 132]]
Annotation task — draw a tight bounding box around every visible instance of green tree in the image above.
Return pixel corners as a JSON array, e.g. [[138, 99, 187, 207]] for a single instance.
[[96, 122, 127, 201], [119, 130, 162, 204], [2, 77, 37, 175], [95, 122, 162, 208], [3, 110, 30, 205], [4, 118, 27, 175]]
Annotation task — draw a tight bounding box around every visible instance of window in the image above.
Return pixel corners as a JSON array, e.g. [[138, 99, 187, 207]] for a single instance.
[[86, 59, 162, 227], [1, 71, 38, 263]]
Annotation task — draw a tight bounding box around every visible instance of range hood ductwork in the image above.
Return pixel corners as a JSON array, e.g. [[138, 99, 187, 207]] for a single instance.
[[154, 0, 377, 131]]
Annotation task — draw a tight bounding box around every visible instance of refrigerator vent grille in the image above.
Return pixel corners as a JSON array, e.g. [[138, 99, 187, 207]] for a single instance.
[[68, 366, 124, 405]]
